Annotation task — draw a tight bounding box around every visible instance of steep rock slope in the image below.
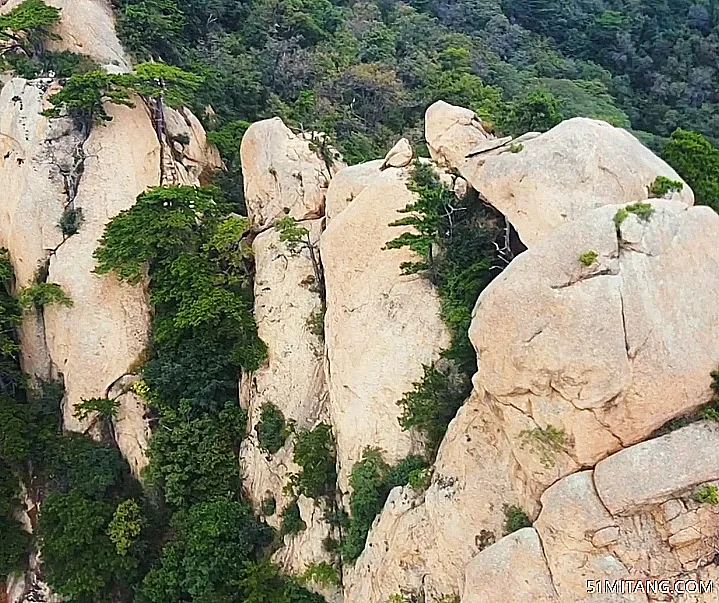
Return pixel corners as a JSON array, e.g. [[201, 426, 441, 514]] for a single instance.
[[0, 0, 220, 473], [239, 119, 339, 597], [343, 104, 719, 603], [322, 165, 451, 491]]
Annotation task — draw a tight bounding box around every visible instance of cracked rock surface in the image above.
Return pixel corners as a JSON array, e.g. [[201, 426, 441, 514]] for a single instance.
[[462, 422, 719, 603], [468, 118, 694, 247]]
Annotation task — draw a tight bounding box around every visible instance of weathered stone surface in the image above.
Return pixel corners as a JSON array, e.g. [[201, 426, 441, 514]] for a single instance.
[[462, 529, 560, 603], [530, 429, 719, 602], [469, 118, 694, 246], [109, 376, 150, 480], [2, 0, 129, 69], [322, 168, 450, 491], [239, 219, 330, 519], [164, 107, 223, 184], [325, 160, 399, 221], [595, 422, 719, 516], [470, 201, 719, 484], [241, 118, 342, 230], [344, 397, 524, 603], [381, 138, 412, 169], [42, 102, 157, 434], [425, 100, 492, 168]]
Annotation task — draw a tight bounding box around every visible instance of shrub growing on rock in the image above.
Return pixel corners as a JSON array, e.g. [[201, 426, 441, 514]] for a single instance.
[[256, 403, 290, 454]]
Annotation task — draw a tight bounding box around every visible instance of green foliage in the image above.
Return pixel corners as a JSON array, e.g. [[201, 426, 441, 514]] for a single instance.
[[43, 62, 202, 123], [579, 251, 598, 266], [139, 499, 272, 603], [613, 202, 655, 232], [107, 499, 145, 556], [94, 185, 265, 373], [0, 462, 30, 577], [501, 89, 563, 136], [145, 401, 246, 509], [396, 364, 467, 457], [342, 449, 427, 562], [0, 0, 60, 58], [663, 129, 719, 213], [0, 250, 23, 394], [39, 491, 141, 602], [387, 162, 500, 456], [261, 495, 277, 517], [280, 500, 306, 536], [509, 143, 524, 153], [58, 207, 84, 237], [503, 504, 532, 535], [519, 425, 569, 469], [694, 484, 719, 505], [43, 70, 135, 123], [74, 397, 119, 423], [256, 403, 289, 454], [385, 161, 449, 275], [290, 423, 336, 500], [299, 561, 340, 587], [306, 309, 325, 342], [649, 176, 684, 198], [18, 282, 73, 310], [276, 216, 311, 254]]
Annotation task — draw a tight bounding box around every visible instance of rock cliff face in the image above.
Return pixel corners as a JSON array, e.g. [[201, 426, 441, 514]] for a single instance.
[[339, 105, 719, 603], [4, 4, 719, 598], [0, 0, 220, 476]]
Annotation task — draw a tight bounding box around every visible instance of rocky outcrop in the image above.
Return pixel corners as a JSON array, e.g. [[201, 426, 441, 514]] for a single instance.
[[324, 160, 384, 221], [239, 220, 337, 587], [322, 167, 451, 491], [425, 100, 493, 169], [0, 0, 220, 468], [469, 118, 694, 246], [344, 192, 719, 602], [471, 200, 719, 478], [461, 421, 719, 603], [2, 0, 129, 69], [241, 118, 344, 230]]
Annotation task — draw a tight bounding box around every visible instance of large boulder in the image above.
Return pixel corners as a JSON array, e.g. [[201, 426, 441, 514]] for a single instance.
[[241, 118, 343, 230], [321, 167, 450, 491], [470, 199, 719, 479], [469, 118, 694, 246], [460, 422, 719, 603], [2, 0, 130, 69], [425, 100, 493, 169]]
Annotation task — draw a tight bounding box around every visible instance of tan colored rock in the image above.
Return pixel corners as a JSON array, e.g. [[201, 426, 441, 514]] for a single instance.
[[43, 101, 156, 433], [325, 160, 403, 221], [2, 0, 129, 69], [241, 118, 342, 230], [109, 376, 150, 480], [344, 397, 524, 603], [321, 168, 450, 491], [469, 118, 694, 246], [164, 107, 223, 184], [595, 422, 719, 516], [470, 201, 719, 484], [238, 220, 338, 582], [425, 100, 492, 168], [381, 138, 412, 169], [462, 529, 560, 603]]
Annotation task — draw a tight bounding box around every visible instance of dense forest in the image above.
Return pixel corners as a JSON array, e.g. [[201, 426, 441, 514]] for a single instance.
[[2, 0, 719, 602]]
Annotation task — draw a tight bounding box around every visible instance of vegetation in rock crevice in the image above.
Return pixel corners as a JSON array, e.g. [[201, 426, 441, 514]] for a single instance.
[[387, 161, 502, 458], [342, 449, 426, 563]]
